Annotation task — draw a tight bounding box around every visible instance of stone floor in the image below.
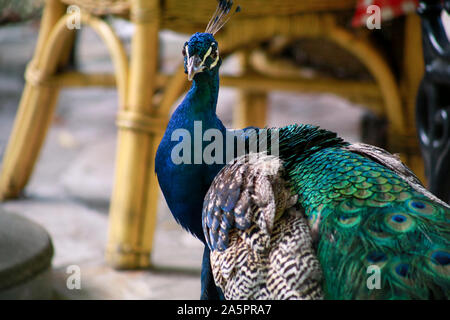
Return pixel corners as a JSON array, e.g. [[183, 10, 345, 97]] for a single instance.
[[0, 19, 364, 299]]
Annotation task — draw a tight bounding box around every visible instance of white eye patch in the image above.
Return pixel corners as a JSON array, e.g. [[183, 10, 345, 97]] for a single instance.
[[210, 48, 220, 69], [200, 46, 219, 69], [201, 46, 213, 65]]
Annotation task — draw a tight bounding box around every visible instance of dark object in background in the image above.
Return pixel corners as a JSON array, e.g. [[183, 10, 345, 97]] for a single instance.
[[416, 0, 450, 204], [0, 0, 44, 25], [361, 110, 388, 148]]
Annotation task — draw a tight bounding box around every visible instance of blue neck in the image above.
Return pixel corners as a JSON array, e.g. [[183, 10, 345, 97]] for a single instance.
[[155, 69, 226, 241], [186, 71, 220, 115]]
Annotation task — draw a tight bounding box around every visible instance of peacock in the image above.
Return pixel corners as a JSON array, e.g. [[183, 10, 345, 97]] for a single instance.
[[156, 0, 244, 300], [156, 0, 450, 299]]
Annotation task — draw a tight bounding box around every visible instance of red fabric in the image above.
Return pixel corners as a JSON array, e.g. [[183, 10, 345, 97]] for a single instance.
[[352, 0, 419, 27]]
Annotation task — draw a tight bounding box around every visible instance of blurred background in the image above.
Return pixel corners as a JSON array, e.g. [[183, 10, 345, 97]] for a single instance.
[[0, 0, 448, 299]]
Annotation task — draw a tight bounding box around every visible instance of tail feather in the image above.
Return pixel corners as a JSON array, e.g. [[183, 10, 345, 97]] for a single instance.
[[286, 140, 450, 299]]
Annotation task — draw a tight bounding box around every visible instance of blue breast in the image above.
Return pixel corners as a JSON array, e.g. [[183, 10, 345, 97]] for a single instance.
[[155, 76, 226, 242]]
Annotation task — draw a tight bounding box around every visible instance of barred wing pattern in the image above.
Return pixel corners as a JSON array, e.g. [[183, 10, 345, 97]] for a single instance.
[[202, 154, 323, 299]]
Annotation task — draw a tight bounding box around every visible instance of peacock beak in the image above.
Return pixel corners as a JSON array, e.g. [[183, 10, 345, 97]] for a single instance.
[[187, 55, 204, 81]]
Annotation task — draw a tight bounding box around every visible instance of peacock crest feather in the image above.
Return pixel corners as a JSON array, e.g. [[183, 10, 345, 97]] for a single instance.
[[205, 0, 241, 35]]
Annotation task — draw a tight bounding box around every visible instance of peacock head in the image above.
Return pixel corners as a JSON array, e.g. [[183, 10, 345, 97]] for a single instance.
[[183, 33, 220, 81], [183, 0, 240, 81]]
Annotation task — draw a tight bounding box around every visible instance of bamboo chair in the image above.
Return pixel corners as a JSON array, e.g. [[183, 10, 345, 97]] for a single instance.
[[0, 0, 424, 269]]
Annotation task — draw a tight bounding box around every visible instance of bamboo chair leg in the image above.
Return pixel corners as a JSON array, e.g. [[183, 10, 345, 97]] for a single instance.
[[233, 51, 268, 129], [234, 91, 268, 129], [0, 0, 66, 200], [106, 0, 161, 269]]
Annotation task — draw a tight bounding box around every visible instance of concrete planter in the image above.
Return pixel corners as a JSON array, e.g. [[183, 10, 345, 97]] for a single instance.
[[0, 210, 53, 299]]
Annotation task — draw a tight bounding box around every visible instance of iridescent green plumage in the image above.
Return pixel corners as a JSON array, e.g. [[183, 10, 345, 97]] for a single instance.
[[277, 125, 450, 299], [204, 124, 450, 299]]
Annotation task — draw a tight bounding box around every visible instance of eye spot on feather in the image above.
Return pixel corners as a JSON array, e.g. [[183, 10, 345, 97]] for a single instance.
[[385, 212, 415, 232], [427, 249, 450, 277], [406, 199, 438, 216], [392, 214, 406, 223], [388, 260, 415, 286], [395, 263, 410, 277], [431, 250, 450, 266], [367, 251, 387, 263], [412, 201, 425, 209]]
